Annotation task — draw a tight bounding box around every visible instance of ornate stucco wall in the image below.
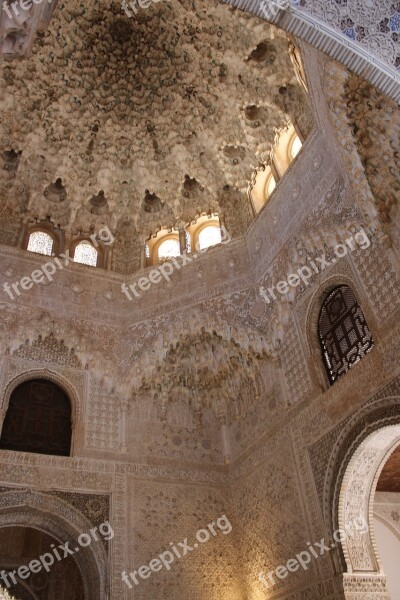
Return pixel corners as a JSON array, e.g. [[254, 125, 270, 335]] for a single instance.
[[0, 34, 399, 600]]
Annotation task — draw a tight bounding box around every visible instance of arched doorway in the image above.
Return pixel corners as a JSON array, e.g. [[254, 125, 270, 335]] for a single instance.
[[0, 490, 108, 600], [373, 445, 400, 599], [338, 424, 400, 599], [0, 526, 84, 599], [0, 379, 72, 456]]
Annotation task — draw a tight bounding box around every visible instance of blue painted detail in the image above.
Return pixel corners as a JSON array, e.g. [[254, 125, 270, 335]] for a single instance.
[[343, 28, 356, 40]]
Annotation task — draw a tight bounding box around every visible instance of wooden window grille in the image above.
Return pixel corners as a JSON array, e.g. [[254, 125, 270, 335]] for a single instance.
[[318, 286, 374, 385]]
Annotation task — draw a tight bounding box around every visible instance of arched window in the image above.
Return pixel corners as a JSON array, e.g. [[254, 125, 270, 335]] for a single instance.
[[73, 241, 98, 266], [27, 231, 54, 256], [289, 134, 302, 161], [198, 225, 222, 251], [318, 285, 374, 385], [250, 165, 276, 212], [0, 379, 72, 456], [158, 238, 180, 261], [266, 173, 276, 197]]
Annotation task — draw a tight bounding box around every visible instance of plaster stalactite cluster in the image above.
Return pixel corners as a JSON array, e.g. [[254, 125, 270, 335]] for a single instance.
[[132, 330, 268, 424], [0, 0, 312, 275], [321, 61, 400, 312], [0, 302, 275, 408], [323, 61, 383, 236], [0, 307, 122, 402], [344, 74, 400, 239], [217, 184, 253, 238], [13, 332, 82, 369]]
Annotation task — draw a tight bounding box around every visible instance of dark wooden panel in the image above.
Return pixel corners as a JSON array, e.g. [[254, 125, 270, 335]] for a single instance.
[[0, 379, 72, 456]]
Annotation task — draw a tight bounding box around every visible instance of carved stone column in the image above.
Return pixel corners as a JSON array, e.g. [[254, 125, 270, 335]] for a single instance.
[[17, 220, 29, 248], [177, 220, 187, 254], [63, 231, 73, 256], [140, 237, 147, 269]]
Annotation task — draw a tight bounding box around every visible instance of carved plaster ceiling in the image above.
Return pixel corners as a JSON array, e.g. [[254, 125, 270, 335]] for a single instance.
[[0, 0, 311, 242]]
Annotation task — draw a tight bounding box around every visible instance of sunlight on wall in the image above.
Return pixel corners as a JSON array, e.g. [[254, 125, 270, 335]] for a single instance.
[[373, 517, 400, 599]]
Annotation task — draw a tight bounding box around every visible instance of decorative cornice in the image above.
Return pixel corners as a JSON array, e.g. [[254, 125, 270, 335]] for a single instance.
[[0, 450, 229, 486]]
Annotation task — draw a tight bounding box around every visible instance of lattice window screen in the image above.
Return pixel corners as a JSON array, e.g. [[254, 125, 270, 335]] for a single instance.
[[318, 285, 374, 385], [74, 241, 98, 266], [27, 231, 53, 256]]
